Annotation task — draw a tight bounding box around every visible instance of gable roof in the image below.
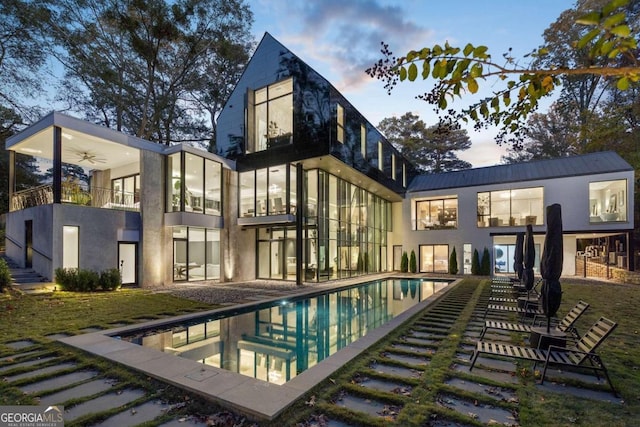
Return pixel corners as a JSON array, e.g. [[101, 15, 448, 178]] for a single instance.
[[408, 151, 634, 192]]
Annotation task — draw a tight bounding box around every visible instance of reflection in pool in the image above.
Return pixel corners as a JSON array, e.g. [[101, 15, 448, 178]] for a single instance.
[[118, 278, 449, 385]]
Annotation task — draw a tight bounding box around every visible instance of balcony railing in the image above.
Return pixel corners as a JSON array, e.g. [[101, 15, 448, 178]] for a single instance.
[[11, 184, 140, 212]]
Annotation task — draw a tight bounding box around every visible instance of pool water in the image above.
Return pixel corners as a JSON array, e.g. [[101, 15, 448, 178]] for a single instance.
[[118, 278, 449, 385]]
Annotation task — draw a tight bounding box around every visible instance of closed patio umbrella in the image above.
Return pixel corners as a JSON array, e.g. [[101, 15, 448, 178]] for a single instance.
[[514, 232, 524, 282], [522, 224, 535, 295], [540, 204, 563, 333]]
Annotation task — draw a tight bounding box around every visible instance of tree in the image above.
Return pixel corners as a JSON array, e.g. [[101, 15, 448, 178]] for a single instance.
[[502, 102, 580, 163], [400, 251, 408, 272], [367, 0, 639, 149], [481, 247, 491, 275], [378, 112, 472, 172], [449, 247, 458, 274], [471, 249, 480, 275], [37, 0, 253, 146], [409, 250, 417, 273], [0, 0, 47, 119]]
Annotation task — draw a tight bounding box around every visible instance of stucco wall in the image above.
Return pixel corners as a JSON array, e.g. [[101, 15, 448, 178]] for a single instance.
[[140, 149, 165, 286]]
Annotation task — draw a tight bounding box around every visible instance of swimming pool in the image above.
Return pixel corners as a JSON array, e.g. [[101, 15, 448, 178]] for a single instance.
[[61, 276, 455, 420], [116, 278, 449, 385]]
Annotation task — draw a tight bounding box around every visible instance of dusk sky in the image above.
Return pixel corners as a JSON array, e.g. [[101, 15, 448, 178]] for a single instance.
[[249, 0, 575, 167]]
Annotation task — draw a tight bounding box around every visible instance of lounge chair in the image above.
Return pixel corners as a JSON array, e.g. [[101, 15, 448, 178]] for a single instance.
[[470, 317, 618, 395], [480, 300, 589, 340], [483, 303, 543, 321]]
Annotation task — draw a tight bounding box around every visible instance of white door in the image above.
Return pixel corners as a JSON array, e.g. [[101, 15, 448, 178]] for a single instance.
[[118, 243, 137, 285]]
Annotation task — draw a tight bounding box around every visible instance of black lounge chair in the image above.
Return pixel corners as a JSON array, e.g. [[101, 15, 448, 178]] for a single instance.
[[480, 300, 589, 340], [470, 316, 618, 395]]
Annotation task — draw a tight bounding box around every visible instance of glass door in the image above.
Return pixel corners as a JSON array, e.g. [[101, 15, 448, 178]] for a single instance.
[[118, 242, 137, 285]]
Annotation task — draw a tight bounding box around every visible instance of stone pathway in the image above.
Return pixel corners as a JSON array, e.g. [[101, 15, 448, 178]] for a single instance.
[[0, 279, 624, 426]]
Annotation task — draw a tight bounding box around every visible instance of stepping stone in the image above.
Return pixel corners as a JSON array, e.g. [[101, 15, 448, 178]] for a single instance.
[[20, 370, 100, 394], [391, 343, 436, 356], [159, 417, 209, 427], [0, 350, 41, 362], [4, 362, 77, 383], [64, 389, 146, 422], [436, 394, 517, 426], [444, 378, 518, 403], [535, 381, 622, 404], [334, 392, 401, 420], [79, 327, 103, 333], [369, 362, 422, 379], [5, 340, 36, 350], [45, 333, 71, 340], [95, 400, 168, 426], [38, 378, 115, 405], [468, 355, 520, 372], [402, 336, 441, 346], [355, 376, 413, 395], [0, 356, 58, 373], [451, 364, 519, 384], [381, 352, 429, 366]]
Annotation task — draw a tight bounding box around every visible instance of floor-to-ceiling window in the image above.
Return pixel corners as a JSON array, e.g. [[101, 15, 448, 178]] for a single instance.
[[172, 226, 220, 282], [419, 244, 449, 273], [257, 227, 296, 280], [303, 169, 391, 282]]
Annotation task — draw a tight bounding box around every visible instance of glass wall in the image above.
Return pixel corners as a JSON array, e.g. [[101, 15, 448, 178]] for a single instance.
[[166, 152, 222, 215], [415, 197, 458, 230], [111, 174, 140, 207], [172, 226, 220, 282], [477, 187, 543, 227], [249, 78, 293, 152], [238, 164, 297, 217], [419, 244, 449, 273], [589, 179, 627, 222], [257, 227, 297, 280], [303, 169, 390, 282]]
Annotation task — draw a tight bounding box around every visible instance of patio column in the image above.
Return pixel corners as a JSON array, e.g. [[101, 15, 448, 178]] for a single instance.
[[53, 126, 62, 204], [8, 150, 15, 211]]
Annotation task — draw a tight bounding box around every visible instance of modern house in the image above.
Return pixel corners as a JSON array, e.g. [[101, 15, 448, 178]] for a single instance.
[[3, 33, 636, 286]]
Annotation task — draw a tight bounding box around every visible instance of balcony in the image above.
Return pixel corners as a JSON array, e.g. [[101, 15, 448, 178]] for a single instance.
[[11, 184, 140, 212]]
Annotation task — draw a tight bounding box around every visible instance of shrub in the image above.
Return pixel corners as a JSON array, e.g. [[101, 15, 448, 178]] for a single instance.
[[55, 267, 119, 292], [409, 250, 417, 273], [449, 247, 459, 274], [481, 247, 491, 275], [0, 258, 12, 292], [400, 252, 408, 272], [99, 269, 122, 291], [471, 249, 480, 275]]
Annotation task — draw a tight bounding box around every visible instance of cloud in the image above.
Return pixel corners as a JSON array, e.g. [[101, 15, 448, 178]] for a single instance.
[[265, 0, 434, 93]]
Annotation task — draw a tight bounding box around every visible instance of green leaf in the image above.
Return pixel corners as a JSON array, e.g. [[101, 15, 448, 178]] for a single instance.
[[422, 61, 431, 79], [433, 44, 442, 55], [491, 96, 499, 112], [617, 76, 629, 90], [467, 77, 479, 94], [603, 12, 626, 28], [432, 61, 441, 79], [463, 43, 474, 56], [438, 96, 447, 109], [406, 50, 417, 62], [576, 11, 601, 26], [577, 28, 600, 49], [503, 92, 511, 107], [473, 46, 489, 58], [470, 63, 483, 78], [399, 66, 407, 81], [408, 63, 418, 81], [611, 24, 631, 37], [603, 0, 629, 16]]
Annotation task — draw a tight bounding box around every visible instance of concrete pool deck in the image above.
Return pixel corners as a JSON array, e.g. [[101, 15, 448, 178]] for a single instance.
[[59, 275, 459, 420]]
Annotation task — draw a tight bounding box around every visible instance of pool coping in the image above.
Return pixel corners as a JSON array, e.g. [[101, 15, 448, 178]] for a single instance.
[[59, 277, 461, 421]]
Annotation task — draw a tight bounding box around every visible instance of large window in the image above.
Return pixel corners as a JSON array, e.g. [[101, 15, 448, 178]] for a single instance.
[[249, 78, 293, 152], [589, 179, 627, 222], [173, 226, 220, 282], [62, 225, 79, 269], [166, 152, 222, 215], [415, 198, 458, 230], [111, 174, 140, 208], [477, 187, 543, 227], [337, 104, 344, 143], [303, 169, 390, 282], [239, 164, 296, 217], [419, 245, 449, 273]]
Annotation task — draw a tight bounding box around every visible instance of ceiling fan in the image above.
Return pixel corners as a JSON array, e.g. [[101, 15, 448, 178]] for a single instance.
[[68, 149, 107, 165]]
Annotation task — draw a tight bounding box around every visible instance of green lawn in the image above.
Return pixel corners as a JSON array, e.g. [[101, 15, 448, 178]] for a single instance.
[[1, 279, 639, 426]]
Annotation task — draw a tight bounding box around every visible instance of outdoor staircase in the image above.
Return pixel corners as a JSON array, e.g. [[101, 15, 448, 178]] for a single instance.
[[0, 252, 54, 293]]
